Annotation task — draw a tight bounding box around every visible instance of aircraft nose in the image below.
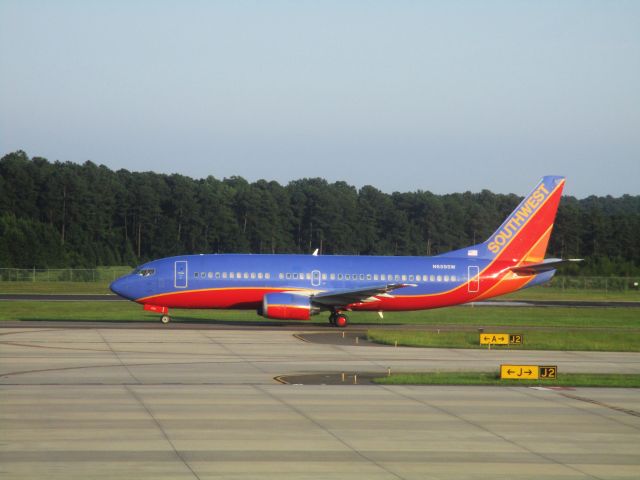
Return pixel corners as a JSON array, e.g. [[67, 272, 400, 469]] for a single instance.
[[110, 276, 133, 300]]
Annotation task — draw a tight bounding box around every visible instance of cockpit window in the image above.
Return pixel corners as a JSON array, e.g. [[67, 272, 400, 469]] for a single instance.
[[137, 268, 155, 277]]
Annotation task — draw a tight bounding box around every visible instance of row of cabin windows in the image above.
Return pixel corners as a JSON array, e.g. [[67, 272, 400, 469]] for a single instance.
[[320, 273, 458, 282], [193, 271, 458, 283], [194, 272, 272, 280]]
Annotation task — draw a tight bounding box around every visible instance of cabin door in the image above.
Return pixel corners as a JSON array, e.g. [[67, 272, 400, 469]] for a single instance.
[[467, 265, 479, 293], [175, 261, 188, 288]]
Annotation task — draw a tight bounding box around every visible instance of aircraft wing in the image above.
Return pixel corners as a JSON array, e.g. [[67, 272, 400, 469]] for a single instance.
[[310, 283, 416, 309], [510, 258, 583, 275]]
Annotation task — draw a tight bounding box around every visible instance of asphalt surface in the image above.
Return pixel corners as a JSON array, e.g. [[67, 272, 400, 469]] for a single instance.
[[2, 293, 640, 307], [1, 325, 639, 479]]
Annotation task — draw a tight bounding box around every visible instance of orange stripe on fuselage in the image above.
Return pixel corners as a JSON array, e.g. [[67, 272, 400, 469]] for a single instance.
[[471, 224, 555, 302]]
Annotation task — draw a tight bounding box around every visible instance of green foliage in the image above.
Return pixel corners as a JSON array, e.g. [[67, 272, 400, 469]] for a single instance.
[[1, 150, 639, 273]]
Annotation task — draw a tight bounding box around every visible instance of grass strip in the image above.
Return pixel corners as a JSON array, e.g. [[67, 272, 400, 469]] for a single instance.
[[373, 372, 640, 387], [0, 301, 264, 323], [367, 329, 640, 352], [0, 281, 113, 294], [1, 301, 639, 331], [354, 307, 640, 328]]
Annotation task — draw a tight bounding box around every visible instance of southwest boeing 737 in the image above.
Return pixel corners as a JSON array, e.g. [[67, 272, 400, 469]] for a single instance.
[[111, 176, 576, 327]]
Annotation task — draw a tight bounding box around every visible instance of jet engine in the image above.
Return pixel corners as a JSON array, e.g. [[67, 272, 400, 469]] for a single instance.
[[261, 293, 319, 320]]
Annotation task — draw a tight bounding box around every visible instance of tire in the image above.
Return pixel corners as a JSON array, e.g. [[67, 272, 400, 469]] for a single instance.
[[335, 314, 348, 328], [161, 315, 171, 324]]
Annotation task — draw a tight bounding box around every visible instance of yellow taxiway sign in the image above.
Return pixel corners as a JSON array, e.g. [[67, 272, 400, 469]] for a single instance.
[[500, 364, 539, 380], [480, 333, 509, 345], [480, 333, 524, 346]]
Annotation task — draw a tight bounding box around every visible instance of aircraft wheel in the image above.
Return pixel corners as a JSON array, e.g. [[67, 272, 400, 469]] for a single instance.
[[161, 315, 171, 324], [335, 314, 348, 328]]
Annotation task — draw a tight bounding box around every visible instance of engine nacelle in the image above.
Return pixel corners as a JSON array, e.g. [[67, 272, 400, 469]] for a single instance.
[[261, 293, 318, 320]]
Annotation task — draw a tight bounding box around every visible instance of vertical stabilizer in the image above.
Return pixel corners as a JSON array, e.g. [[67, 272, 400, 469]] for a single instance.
[[444, 176, 565, 263]]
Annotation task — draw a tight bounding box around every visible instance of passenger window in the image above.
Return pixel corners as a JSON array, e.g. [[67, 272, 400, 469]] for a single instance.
[[409, 275, 414, 281], [338, 274, 343, 280], [394, 274, 400, 281], [366, 274, 371, 280], [230, 272, 235, 279], [373, 274, 379, 281], [437, 275, 442, 282], [451, 275, 456, 282], [345, 274, 350, 280], [223, 272, 228, 279], [359, 274, 365, 280], [416, 275, 421, 281], [258, 272, 263, 279], [444, 275, 450, 282], [215, 272, 220, 279], [402, 275, 407, 281], [243, 273, 249, 279], [194, 272, 199, 278], [286, 273, 291, 279], [201, 272, 205, 278], [381, 274, 386, 281], [430, 275, 435, 282], [250, 272, 256, 279], [265, 273, 270, 279], [279, 273, 284, 279]]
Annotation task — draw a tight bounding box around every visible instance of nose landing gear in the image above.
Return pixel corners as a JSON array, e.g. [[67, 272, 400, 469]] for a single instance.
[[143, 304, 171, 324]]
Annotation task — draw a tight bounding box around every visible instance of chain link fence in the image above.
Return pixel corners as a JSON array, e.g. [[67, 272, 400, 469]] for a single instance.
[[0, 267, 132, 283], [545, 276, 640, 292]]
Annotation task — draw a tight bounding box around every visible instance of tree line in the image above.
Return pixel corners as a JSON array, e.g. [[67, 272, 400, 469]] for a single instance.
[[1, 151, 638, 276]]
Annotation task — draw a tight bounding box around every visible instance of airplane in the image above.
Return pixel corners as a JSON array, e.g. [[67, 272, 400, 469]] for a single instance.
[[110, 176, 578, 327]]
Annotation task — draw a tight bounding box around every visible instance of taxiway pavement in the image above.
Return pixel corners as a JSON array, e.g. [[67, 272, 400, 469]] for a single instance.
[[1, 326, 639, 479]]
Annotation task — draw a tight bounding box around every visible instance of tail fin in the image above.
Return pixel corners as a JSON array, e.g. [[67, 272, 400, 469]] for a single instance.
[[444, 176, 565, 263]]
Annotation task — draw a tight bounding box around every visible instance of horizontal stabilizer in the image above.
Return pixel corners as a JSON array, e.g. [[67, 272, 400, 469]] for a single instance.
[[510, 258, 583, 275]]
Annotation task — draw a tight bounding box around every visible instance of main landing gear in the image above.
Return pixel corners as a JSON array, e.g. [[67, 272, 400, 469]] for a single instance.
[[329, 312, 348, 328], [161, 315, 171, 324]]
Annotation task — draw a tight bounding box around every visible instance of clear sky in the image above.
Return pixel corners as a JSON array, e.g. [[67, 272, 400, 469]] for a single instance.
[[1, 1, 638, 198]]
